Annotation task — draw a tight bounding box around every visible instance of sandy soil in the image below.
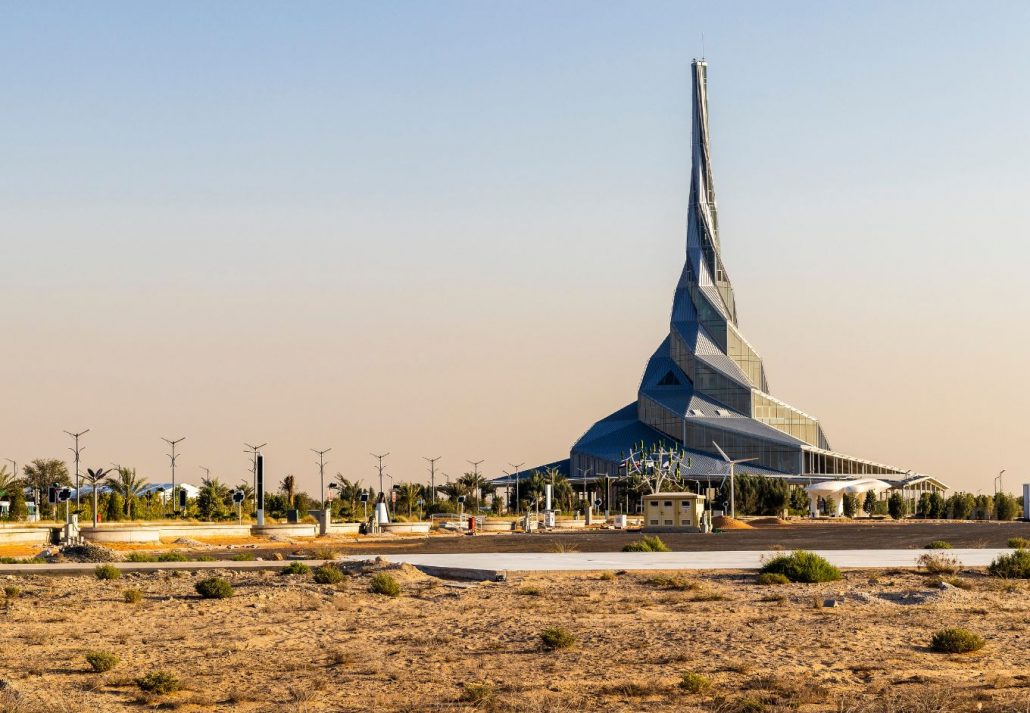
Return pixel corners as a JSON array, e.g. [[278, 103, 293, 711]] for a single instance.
[[2, 559, 1029, 712]]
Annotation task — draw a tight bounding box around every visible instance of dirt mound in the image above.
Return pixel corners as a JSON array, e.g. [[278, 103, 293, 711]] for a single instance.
[[712, 516, 753, 530], [749, 517, 790, 526], [173, 537, 208, 547], [54, 543, 121, 562]]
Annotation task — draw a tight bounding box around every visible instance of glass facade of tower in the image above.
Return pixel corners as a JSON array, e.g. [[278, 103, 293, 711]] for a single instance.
[[565, 59, 934, 488]]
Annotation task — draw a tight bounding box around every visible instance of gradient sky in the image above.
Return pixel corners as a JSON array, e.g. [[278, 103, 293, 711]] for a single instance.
[[2, 1, 1028, 496]]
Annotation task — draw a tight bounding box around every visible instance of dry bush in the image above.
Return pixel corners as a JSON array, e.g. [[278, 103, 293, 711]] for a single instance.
[[918, 553, 960, 576]]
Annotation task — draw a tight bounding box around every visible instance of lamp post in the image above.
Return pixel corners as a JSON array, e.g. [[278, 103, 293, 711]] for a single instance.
[[467, 460, 484, 515], [423, 456, 441, 505], [64, 429, 89, 506], [311, 448, 332, 509], [509, 462, 524, 515], [371, 452, 390, 524], [244, 443, 267, 499], [162, 436, 185, 515]]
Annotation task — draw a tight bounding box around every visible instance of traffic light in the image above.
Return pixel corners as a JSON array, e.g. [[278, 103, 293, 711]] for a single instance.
[[178, 489, 187, 509]]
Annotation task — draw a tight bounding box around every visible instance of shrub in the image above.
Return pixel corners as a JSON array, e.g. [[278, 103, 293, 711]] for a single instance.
[[680, 671, 712, 694], [648, 574, 700, 591], [887, 492, 907, 520], [123, 588, 143, 604], [156, 551, 188, 562], [136, 671, 181, 694], [194, 577, 234, 599], [85, 650, 119, 673], [622, 535, 670, 553], [230, 553, 255, 561], [458, 682, 493, 704], [313, 563, 343, 585], [759, 550, 841, 583], [1007, 538, 1030, 549], [539, 627, 576, 650], [987, 549, 1030, 578], [929, 628, 985, 653], [841, 493, 858, 518], [193, 555, 216, 562], [312, 547, 338, 560], [94, 564, 121, 580], [598, 571, 616, 581], [756, 572, 789, 586], [918, 553, 960, 575], [125, 552, 157, 562], [517, 586, 542, 596], [369, 572, 400, 597], [925, 540, 953, 550], [280, 561, 310, 576], [3, 585, 21, 598]]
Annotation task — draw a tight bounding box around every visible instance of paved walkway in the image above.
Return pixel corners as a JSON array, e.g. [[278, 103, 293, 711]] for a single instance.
[[0, 548, 1009, 577]]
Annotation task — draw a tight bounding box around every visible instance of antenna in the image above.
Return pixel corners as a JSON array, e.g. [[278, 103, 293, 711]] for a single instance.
[[701, 32, 705, 59]]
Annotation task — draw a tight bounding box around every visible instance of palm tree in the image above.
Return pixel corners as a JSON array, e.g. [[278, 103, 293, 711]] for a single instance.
[[332, 474, 364, 518], [105, 467, 149, 519], [280, 475, 296, 509], [22, 459, 71, 520], [396, 482, 422, 518], [82, 467, 113, 527], [197, 476, 230, 520], [235, 481, 255, 512], [458, 472, 490, 514], [0, 465, 17, 498]]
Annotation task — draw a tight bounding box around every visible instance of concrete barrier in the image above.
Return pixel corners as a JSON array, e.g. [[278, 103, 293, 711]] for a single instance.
[[252, 523, 317, 538], [0, 526, 51, 545], [78, 523, 254, 543], [480, 520, 516, 532], [553, 519, 587, 529], [80, 526, 162, 543], [328, 522, 362, 535], [381, 522, 431, 535]]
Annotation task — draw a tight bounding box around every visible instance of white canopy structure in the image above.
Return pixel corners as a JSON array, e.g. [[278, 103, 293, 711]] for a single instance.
[[804, 478, 892, 517]]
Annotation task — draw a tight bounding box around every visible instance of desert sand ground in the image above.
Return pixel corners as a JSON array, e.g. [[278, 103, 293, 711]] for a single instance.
[[2, 557, 1029, 713]]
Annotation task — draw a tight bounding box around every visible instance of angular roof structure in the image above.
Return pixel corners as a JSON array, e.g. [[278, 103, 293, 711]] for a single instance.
[[560, 60, 935, 486]]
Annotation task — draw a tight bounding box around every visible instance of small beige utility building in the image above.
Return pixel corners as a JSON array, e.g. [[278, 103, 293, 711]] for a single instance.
[[642, 492, 706, 532]]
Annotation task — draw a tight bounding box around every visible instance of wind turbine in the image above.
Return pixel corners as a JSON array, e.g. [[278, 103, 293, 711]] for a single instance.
[[712, 441, 756, 520]]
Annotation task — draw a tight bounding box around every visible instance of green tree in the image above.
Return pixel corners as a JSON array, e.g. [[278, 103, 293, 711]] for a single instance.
[[863, 490, 877, 516], [995, 493, 1020, 521], [196, 477, 230, 520], [789, 486, 810, 515], [396, 482, 422, 518], [280, 475, 296, 509], [928, 492, 946, 519], [331, 475, 364, 519], [22, 459, 71, 520], [917, 493, 932, 518], [106, 492, 125, 522], [842, 493, 858, 518], [106, 467, 148, 519], [887, 492, 907, 520]]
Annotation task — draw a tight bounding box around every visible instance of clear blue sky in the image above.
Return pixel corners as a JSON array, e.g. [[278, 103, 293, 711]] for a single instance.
[[2, 2, 1028, 493]]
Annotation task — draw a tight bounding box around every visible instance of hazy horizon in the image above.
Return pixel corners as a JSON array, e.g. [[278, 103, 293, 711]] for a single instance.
[[3, 2, 1028, 497]]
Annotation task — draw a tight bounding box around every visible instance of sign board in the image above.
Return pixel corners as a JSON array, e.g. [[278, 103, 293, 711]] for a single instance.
[[359, 492, 369, 503], [705, 487, 717, 500], [232, 491, 245, 504], [456, 495, 466, 504], [593, 498, 602, 508], [58, 488, 72, 502]]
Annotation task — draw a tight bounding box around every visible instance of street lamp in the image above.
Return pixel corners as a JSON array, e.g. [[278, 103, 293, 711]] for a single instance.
[[162, 437, 186, 515], [311, 448, 332, 509], [64, 429, 89, 506]]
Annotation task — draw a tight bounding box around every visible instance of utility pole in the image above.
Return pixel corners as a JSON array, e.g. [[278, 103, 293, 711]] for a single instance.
[[371, 453, 389, 495], [995, 469, 1006, 495], [200, 466, 210, 481], [312, 448, 331, 508], [162, 436, 186, 515], [64, 429, 89, 506], [423, 456, 441, 504], [467, 459, 484, 515], [509, 462, 524, 514], [244, 443, 267, 498]]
